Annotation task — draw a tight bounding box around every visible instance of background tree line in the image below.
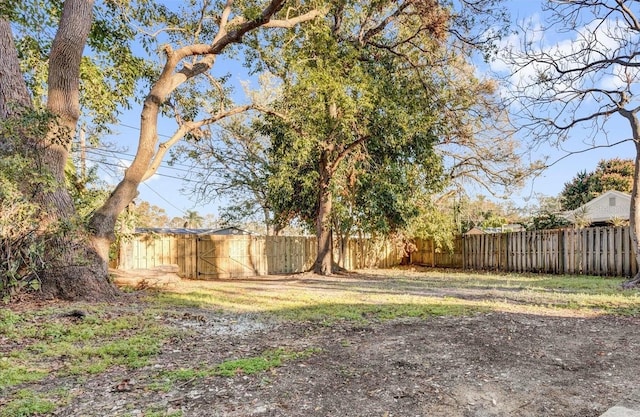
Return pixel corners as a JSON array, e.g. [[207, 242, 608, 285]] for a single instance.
[[3, 0, 640, 300]]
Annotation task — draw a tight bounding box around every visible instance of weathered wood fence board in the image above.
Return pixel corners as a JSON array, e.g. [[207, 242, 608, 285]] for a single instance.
[[119, 226, 638, 279], [444, 226, 637, 277], [195, 236, 267, 279], [120, 234, 402, 279], [264, 236, 316, 275], [412, 237, 463, 268]]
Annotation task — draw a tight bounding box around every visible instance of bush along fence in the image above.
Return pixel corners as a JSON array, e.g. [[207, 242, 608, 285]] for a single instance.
[[116, 226, 638, 279]]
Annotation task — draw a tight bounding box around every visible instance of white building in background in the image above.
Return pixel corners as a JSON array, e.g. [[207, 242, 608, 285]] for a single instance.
[[561, 190, 631, 226]]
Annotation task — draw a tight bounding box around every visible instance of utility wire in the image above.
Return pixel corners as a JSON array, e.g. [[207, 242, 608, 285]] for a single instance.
[[83, 144, 197, 169], [96, 164, 188, 216], [84, 147, 196, 173], [116, 122, 174, 139], [140, 182, 188, 216], [84, 157, 200, 183]]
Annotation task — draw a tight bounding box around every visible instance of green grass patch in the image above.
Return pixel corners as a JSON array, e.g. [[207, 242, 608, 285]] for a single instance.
[[67, 333, 164, 375], [274, 301, 486, 323], [0, 389, 56, 417], [154, 347, 320, 390], [154, 288, 488, 323], [0, 361, 48, 390], [214, 347, 317, 376], [391, 270, 627, 293], [152, 269, 640, 321], [0, 304, 175, 416], [0, 309, 22, 337], [139, 406, 183, 417]]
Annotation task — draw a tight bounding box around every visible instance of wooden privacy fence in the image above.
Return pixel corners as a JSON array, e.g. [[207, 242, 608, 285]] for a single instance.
[[118, 226, 638, 279], [412, 236, 464, 268], [118, 234, 403, 279], [460, 226, 638, 277]]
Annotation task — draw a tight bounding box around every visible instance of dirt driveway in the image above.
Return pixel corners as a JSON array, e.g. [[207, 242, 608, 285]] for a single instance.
[[14, 270, 640, 416]]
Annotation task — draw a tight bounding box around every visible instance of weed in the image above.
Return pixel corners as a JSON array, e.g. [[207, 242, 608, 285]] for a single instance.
[[214, 347, 319, 376], [0, 389, 56, 417], [142, 406, 183, 417], [0, 360, 48, 390], [152, 269, 639, 321], [152, 347, 321, 390]]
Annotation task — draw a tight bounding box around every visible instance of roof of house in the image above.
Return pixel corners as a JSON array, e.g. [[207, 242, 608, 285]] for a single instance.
[[562, 190, 631, 223], [135, 226, 258, 236]]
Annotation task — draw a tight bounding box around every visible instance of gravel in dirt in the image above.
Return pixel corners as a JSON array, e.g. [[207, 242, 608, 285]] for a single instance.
[[42, 306, 640, 417]]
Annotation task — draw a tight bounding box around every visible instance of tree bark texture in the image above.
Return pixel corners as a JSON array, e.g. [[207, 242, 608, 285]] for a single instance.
[[40, 0, 117, 300], [0, 20, 32, 120], [314, 151, 334, 275], [622, 112, 640, 287], [1, 1, 117, 300]]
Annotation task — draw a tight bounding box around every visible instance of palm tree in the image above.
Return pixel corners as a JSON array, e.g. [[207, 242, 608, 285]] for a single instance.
[[183, 210, 204, 229]]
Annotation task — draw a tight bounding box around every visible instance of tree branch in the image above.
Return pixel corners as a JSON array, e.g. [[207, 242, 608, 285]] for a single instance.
[[143, 104, 254, 181]]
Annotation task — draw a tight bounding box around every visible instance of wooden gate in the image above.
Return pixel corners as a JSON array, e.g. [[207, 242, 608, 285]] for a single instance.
[[196, 236, 267, 279]]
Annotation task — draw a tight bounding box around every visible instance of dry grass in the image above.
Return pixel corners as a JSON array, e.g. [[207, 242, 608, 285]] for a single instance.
[[151, 267, 640, 321]]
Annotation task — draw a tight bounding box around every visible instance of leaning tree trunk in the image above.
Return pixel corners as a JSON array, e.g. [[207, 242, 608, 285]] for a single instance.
[[623, 138, 640, 287], [314, 151, 334, 275], [622, 112, 640, 288], [87, 43, 191, 261]]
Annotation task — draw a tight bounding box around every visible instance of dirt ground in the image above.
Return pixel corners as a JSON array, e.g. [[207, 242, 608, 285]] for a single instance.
[[20, 273, 640, 417]]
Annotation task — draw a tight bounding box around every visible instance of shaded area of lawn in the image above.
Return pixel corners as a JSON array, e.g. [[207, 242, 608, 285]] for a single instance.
[[154, 267, 640, 319], [1, 267, 639, 416]]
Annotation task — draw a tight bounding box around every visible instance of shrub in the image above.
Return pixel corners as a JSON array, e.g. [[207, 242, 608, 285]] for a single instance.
[[0, 152, 47, 299], [0, 111, 55, 300]]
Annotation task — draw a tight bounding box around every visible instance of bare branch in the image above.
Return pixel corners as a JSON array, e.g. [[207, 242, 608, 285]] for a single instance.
[[143, 104, 253, 181]]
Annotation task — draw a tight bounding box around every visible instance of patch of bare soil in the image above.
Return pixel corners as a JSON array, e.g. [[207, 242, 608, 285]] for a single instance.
[[43, 302, 640, 417]]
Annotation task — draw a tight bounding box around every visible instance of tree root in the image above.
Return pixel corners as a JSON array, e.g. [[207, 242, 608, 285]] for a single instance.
[[621, 274, 640, 289]]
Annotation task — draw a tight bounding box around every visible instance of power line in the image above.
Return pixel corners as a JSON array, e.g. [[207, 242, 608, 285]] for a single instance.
[[84, 157, 200, 183], [84, 147, 196, 173], [116, 122, 174, 139], [83, 144, 196, 170], [141, 182, 188, 216], [96, 164, 188, 216]]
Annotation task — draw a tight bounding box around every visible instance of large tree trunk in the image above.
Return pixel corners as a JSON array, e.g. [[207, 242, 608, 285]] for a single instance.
[[0, 21, 32, 119], [1, 2, 117, 300], [88, 48, 184, 261], [42, 0, 117, 300], [623, 139, 640, 287], [314, 151, 334, 275], [622, 113, 640, 288]]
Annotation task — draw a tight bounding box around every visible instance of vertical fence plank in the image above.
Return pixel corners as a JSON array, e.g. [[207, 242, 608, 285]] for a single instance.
[[623, 227, 631, 276], [581, 229, 589, 275], [594, 228, 601, 275], [565, 229, 573, 275], [121, 226, 636, 279]]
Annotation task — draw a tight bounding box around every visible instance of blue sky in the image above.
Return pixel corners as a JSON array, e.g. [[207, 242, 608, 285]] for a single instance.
[[495, 1, 636, 210], [95, 1, 636, 220]]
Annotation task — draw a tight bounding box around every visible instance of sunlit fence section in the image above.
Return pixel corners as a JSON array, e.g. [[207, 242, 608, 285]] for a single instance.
[[459, 226, 637, 277], [118, 234, 403, 279], [117, 226, 638, 279]]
